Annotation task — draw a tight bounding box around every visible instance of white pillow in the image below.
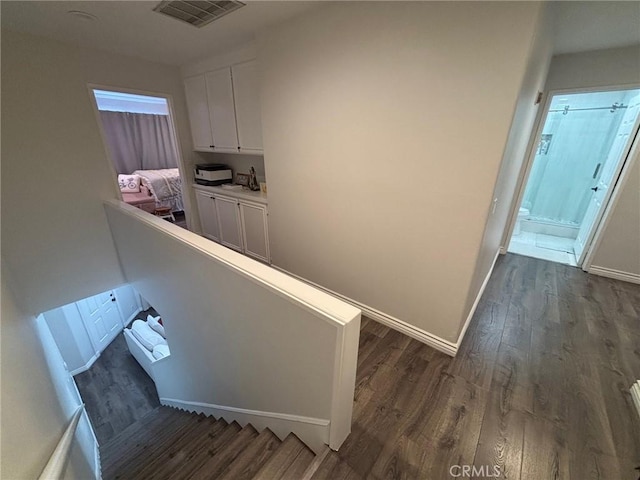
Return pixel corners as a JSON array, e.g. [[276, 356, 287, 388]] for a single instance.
[[130, 319, 166, 352], [118, 174, 141, 193], [147, 315, 166, 338], [152, 344, 170, 360]]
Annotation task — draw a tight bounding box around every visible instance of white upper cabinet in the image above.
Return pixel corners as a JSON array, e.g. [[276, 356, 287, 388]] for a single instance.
[[232, 61, 263, 152], [184, 75, 214, 151], [205, 68, 239, 151], [183, 60, 263, 154]]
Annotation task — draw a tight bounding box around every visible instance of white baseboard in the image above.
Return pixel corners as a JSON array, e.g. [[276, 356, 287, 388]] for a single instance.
[[69, 352, 100, 376], [160, 397, 330, 454], [95, 443, 102, 480], [454, 250, 500, 349], [588, 265, 640, 285], [272, 266, 458, 356]]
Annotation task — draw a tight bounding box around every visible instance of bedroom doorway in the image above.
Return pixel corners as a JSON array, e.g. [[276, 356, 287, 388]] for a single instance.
[[90, 87, 187, 228]]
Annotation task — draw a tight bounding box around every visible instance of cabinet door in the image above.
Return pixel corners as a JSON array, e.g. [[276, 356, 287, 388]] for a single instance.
[[232, 61, 263, 152], [215, 195, 243, 251], [77, 291, 122, 353], [195, 189, 220, 242], [184, 75, 214, 151], [205, 68, 239, 151], [240, 201, 270, 263]]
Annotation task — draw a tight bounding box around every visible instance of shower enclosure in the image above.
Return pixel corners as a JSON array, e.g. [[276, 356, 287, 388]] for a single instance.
[[509, 88, 640, 266]]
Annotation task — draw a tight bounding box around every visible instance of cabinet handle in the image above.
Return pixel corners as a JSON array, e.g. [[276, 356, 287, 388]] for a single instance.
[[210, 145, 215, 148]]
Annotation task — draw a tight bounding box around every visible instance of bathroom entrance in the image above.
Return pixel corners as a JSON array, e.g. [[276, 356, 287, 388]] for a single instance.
[[509, 88, 640, 266]]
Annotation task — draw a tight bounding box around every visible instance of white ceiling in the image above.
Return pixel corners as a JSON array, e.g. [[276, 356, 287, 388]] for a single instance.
[[0, 1, 318, 66], [2, 1, 639, 67], [550, 1, 640, 54]]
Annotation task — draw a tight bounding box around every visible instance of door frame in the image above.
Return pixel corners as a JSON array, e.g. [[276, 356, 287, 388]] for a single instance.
[[502, 83, 640, 270], [86, 83, 191, 228]]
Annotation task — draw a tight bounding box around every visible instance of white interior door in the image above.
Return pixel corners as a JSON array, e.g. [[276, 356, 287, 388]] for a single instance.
[[77, 291, 122, 352], [574, 94, 640, 264]]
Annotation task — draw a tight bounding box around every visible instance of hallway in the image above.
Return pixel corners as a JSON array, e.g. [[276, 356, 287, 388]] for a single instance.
[[334, 253, 640, 478]]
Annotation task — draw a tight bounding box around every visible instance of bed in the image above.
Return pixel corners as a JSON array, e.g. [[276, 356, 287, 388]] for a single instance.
[[132, 168, 184, 213]]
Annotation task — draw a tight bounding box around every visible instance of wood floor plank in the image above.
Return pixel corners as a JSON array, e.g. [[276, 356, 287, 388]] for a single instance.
[[472, 391, 526, 480], [414, 374, 489, 479], [521, 414, 570, 480], [218, 428, 281, 480], [253, 434, 306, 479]]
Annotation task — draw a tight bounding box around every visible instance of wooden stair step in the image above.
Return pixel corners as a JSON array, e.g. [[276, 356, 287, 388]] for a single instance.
[[101, 406, 182, 459], [300, 446, 331, 480], [280, 442, 315, 479], [159, 420, 242, 480], [189, 424, 259, 479], [151, 417, 231, 480], [102, 409, 195, 478], [253, 433, 307, 479], [109, 413, 208, 479], [128, 413, 219, 480], [310, 451, 362, 479], [218, 428, 281, 480]]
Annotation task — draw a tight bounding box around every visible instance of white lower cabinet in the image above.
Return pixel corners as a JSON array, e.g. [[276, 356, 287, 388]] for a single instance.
[[239, 202, 270, 263], [195, 189, 221, 242], [195, 188, 270, 263], [215, 195, 244, 252]]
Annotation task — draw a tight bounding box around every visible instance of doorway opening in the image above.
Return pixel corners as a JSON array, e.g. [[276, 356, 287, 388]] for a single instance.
[[508, 88, 640, 266], [90, 88, 187, 228]]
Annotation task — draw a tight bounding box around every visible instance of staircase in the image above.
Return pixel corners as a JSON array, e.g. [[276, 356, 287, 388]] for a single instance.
[[100, 406, 360, 479]]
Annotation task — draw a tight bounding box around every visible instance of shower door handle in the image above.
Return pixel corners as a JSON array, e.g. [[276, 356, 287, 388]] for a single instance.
[[591, 187, 599, 192]]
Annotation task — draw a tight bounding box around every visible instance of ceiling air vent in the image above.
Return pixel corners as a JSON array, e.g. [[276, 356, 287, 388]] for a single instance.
[[153, 1, 245, 28]]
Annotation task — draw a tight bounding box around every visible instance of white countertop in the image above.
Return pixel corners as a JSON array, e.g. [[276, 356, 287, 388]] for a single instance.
[[192, 183, 268, 205]]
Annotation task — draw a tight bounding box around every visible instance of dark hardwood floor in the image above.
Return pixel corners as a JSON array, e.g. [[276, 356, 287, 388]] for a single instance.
[[77, 253, 639, 478], [336, 253, 640, 479], [74, 313, 160, 445]]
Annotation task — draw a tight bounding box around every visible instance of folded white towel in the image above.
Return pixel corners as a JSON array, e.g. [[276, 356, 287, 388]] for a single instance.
[[152, 344, 170, 360], [130, 319, 166, 352], [147, 314, 166, 338]]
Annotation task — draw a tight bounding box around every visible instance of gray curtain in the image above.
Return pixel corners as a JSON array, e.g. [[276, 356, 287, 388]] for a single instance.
[[99, 111, 179, 174]]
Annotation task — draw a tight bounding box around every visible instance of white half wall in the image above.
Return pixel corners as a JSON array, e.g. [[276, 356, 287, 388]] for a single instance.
[[104, 201, 361, 451], [1, 29, 196, 315], [257, 2, 542, 343], [545, 45, 640, 278]]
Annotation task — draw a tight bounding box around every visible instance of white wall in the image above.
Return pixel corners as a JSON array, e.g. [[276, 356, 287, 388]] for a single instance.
[[1, 263, 96, 479], [257, 2, 542, 344], [104, 201, 361, 450], [462, 4, 554, 329], [44, 305, 96, 374], [545, 45, 640, 277], [1, 29, 196, 315]]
